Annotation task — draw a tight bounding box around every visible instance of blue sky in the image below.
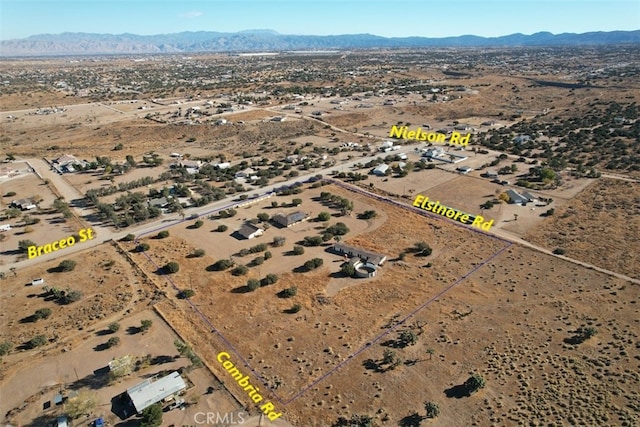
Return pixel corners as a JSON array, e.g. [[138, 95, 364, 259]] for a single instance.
[[1, 0, 638, 40]]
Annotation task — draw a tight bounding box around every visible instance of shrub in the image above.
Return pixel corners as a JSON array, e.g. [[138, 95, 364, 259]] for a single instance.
[[157, 230, 170, 239], [0, 341, 12, 356], [289, 304, 302, 313], [464, 374, 486, 394], [4, 191, 16, 197], [106, 337, 121, 348], [277, 287, 297, 298], [34, 308, 52, 320], [257, 213, 270, 222], [292, 198, 302, 206], [108, 322, 121, 333], [216, 224, 228, 232], [414, 241, 432, 256], [192, 220, 204, 228], [252, 256, 264, 266], [163, 261, 180, 274], [341, 263, 356, 277], [260, 273, 278, 286], [191, 248, 206, 258], [247, 279, 261, 291], [211, 259, 234, 271], [178, 289, 195, 299], [18, 240, 37, 253], [425, 401, 440, 418], [137, 242, 150, 252], [28, 334, 47, 349], [359, 210, 377, 219], [140, 403, 163, 427], [553, 248, 566, 255], [58, 260, 77, 272], [293, 245, 305, 255], [60, 289, 83, 304], [317, 211, 331, 221], [303, 236, 323, 246], [249, 243, 268, 253], [303, 258, 324, 271], [263, 251, 272, 260], [272, 236, 286, 247], [122, 233, 136, 242], [140, 319, 153, 332], [326, 222, 349, 236], [231, 265, 249, 276]]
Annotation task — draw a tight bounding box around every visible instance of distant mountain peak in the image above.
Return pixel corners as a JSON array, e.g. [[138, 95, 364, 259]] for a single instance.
[[2, 29, 639, 56]]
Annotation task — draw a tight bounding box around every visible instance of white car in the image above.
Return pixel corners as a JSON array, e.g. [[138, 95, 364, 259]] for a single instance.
[[31, 278, 44, 286]]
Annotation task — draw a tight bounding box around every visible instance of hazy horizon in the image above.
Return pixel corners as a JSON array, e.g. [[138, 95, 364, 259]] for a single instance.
[[2, 0, 639, 41]]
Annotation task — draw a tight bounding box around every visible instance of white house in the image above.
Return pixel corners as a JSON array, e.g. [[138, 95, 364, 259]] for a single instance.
[[372, 164, 389, 176], [238, 223, 264, 240]]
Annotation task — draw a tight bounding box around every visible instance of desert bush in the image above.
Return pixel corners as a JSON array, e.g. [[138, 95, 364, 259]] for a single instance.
[[192, 220, 204, 228], [289, 304, 302, 313], [252, 256, 264, 266], [425, 401, 440, 418], [249, 243, 268, 253], [140, 403, 163, 427], [137, 242, 150, 252], [414, 241, 432, 256], [257, 212, 270, 222], [140, 319, 153, 332], [58, 259, 77, 272], [108, 322, 121, 333], [191, 249, 206, 258], [211, 259, 234, 271], [157, 230, 170, 239], [303, 236, 323, 246], [28, 334, 47, 349], [303, 257, 324, 271], [263, 251, 272, 260], [122, 233, 136, 242], [464, 374, 485, 394], [277, 287, 297, 298], [317, 211, 331, 221], [231, 265, 249, 276], [106, 337, 121, 348], [0, 341, 12, 356], [216, 224, 228, 232], [178, 289, 195, 299], [260, 273, 278, 286], [272, 236, 286, 247], [18, 239, 36, 253], [163, 261, 180, 274], [59, 289, 83, 304], [247, 279, 261, 291], [34, 308, 52, 320], [553, 248, 566, 255], [293, 245, 305, 255]]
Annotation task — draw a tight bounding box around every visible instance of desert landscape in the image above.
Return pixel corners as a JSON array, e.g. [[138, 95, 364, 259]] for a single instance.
[[0, 22, 638, 427]]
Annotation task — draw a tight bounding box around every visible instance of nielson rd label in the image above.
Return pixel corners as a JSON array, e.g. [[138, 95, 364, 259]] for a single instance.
[[27, 228, 95, 259]]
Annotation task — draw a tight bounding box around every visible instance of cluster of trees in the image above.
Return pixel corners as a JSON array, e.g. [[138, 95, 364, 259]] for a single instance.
[[174, 339, 203, 368], [318, 192, 354, 216], [246, 273, 279, 291], [44, 286, 83, 305], [85, 176, 155, 199], [238, 243, 268, 257], [303, 257, 324, 271]]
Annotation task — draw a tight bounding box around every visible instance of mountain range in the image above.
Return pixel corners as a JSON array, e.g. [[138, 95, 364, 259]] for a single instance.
[[1, 30, 639, 56]]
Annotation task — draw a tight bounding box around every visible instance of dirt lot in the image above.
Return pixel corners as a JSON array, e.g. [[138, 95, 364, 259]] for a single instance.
[[0, 172, 87, 267], [525, 178, 640, 279], [124, 184, 512, 425]]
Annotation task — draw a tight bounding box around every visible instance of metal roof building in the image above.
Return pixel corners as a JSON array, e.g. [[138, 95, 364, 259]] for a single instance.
[[126, 371, 186, 413]]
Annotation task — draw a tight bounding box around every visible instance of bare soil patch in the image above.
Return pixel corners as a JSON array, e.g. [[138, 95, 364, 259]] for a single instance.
[[525, 178, 640, 279]]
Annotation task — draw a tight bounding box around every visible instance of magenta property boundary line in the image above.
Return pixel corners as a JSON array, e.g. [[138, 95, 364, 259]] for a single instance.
[[134, 180, 513, 408]]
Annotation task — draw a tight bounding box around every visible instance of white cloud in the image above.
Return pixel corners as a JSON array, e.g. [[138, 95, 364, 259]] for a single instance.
[[180, 11, 204, 19]]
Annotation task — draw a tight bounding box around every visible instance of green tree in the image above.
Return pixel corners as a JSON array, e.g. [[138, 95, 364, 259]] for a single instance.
[[192, 220, 204, 228], [272, 236, 286, 247], [277, 287, 297, 298], [464, 374, 486, 394], [231, 265, 249, 276], [163, 261, 180, 274], [293, 245, 305, 255], [108, 322, 121, 333], [292, 198, 302, 206], [257, 212, 270, 222], [28, 334, 47, 349], [106, 336, 120, 348], [317, 211, 331, 221], [140, 403, 163, 427], [261, 273, 278, 286], [18, 239, 37, 253], [34, 308, 52, 320], [122, 233, 136, 242], [247, 279, 261, 291], [140, 319, 153, 332], [425, 401, 440, 418], [58, 259, 77, 272], [137, 242, 150, 252], [414, 242, 432, 257], [178, 289, 195, 299], [399, 330, 418, 346], [157, 230, 170, 239], [0, 341, 13, 356], [216, 224, 228, 232], [341, 263, 356, 277]]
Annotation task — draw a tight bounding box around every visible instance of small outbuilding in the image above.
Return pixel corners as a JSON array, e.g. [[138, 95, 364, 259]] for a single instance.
[[238, 223, 264, 240], [272, 211, 308, 228]]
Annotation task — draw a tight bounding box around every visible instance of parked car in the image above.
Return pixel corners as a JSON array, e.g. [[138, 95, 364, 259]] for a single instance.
[[31, 278, 44, 286]]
